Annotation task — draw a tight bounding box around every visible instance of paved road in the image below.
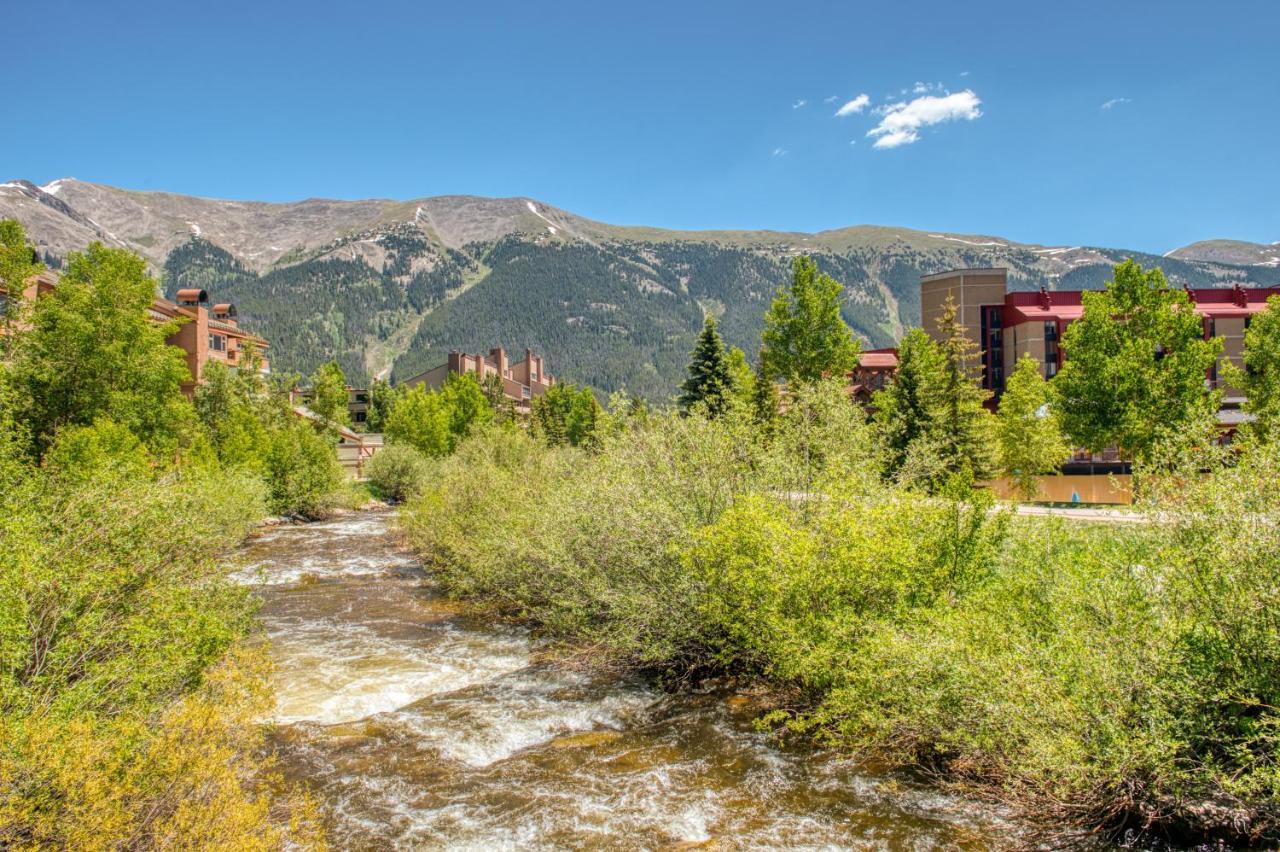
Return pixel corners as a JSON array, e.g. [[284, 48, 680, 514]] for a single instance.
[[1011, 504, 1148, 524]]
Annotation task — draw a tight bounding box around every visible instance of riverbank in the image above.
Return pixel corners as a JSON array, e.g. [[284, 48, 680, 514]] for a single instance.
[[402, 419, 1280, 848], [241, 509, 1017, 848]]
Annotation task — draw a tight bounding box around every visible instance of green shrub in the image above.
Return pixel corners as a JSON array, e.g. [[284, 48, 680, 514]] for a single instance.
[[0, 463, 321, 847], [801, 446, 1280, 843], [405, 383, 889, 669], [41, 419, 151, 484], [262, 421, 344, 518], [684, 486, 1007, 689], [365, 443, 432, 502]]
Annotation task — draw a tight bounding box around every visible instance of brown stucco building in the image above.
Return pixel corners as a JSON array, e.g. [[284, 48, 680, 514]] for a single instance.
[[2, 272, 268, 394], [151, 288, 270, 395], [402, 347, 554, 412], [848, 347, 899, 405]]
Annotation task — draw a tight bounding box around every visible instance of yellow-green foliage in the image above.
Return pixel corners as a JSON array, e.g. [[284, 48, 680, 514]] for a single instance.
[[0, 462, 323, 849], [406, 382, 915, 669], [405, 384, 1280, 843], [364, 442, 433, 502], [685, 488, 1006, 689], [1, 648, 324, 851]]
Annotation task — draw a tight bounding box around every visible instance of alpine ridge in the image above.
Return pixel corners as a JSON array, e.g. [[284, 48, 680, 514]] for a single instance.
[[4, 178, 1279, 399]]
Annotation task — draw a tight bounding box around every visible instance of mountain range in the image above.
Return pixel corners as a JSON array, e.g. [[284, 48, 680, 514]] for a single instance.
[[3, 177, 1278, 399]]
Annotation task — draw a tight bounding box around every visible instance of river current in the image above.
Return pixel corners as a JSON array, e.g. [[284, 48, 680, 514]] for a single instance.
[[234, 510, 1015, 850]]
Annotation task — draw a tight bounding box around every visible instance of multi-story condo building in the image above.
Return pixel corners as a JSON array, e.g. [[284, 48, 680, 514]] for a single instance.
[[2, 272, 268, 394], [151, 288, 270, 395], [919, 267, 1280, 397], [402, 347, 554, 411], [0, 269, 58, 331], [293, 385, 372, 427]]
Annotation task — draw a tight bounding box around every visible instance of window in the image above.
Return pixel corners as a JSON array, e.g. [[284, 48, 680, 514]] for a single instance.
[[1045, 360, 1058, 378], [1044, 321, 1058, 341], [355, 393, 369, 403], [980, 306, 1004, 392], [354, 411, 367, 423], [209, 334, 227, 352], [522, 386, 531, 399]]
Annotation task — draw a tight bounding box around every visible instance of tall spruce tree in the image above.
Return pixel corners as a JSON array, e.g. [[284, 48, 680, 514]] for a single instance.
[[872, 328, 944, 475], [935, 296, 998, 479], [750, 353, 780, 430], [761, 255, 860, 386], [679, 315, 734, 417]]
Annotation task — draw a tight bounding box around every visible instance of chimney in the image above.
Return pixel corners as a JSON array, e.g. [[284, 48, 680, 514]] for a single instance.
[[491, 346, 508, 377], [1038, 285, 1051, 311], [212, 303, 237, 325], [176, 288, 208, 308]]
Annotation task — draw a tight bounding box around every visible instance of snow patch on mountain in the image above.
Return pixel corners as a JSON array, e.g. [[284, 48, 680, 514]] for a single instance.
[[929, 234, 1008, 248]]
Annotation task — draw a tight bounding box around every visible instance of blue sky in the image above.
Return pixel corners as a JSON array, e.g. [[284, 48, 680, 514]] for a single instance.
[[6, 0, 1278, 253]]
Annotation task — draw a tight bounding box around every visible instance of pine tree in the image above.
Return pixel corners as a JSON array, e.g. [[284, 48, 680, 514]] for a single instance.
[[873, 328, 944, 475], [679, 315, 734, 417], [750, 355, 780, 430], [935, 296, 998, 479]]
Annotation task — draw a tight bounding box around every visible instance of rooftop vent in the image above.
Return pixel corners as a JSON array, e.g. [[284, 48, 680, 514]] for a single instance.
[[212, 303, 237, 320]]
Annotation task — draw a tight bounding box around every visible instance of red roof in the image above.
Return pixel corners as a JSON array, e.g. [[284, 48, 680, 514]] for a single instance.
[[1004, 286, 1280, 325], [857, 348, 899, 369]]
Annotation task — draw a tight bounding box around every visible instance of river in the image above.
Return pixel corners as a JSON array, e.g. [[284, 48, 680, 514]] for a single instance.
[[235, 509, 1016, 849]]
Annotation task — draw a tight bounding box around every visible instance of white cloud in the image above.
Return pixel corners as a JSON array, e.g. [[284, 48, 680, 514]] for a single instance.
[[834, 93, 870, 117], [792, 99, 807, 109], [771, 147, 788, 157], [866, 89, 982, 148], [823, 94, 838, 103], [960, 70, 971, 77], [1101, 97, 1131, 110]]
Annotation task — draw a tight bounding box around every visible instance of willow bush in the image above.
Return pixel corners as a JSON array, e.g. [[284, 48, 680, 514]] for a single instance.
[[405, 382, 1280, 844], [0, 455, 324, 849]]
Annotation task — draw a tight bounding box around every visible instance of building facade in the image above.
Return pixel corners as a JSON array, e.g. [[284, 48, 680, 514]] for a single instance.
[[2, 272, 269, 394], [402, 347, 554, 412], [919, 267, 1280, 398], [848, 347, 899, 405], [152, 288, 270, 395], [0, 269, 58, 334]]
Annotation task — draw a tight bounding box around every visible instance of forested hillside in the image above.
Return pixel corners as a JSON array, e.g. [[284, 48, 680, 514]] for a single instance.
[[8, 179, 1280, 398], [154, 231, 1280, 397]]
